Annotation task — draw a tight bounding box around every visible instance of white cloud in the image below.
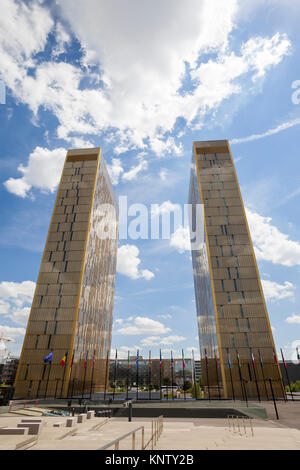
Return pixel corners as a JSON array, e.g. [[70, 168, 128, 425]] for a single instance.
[[116, 316, 171, 336], [122, 154, 148, 182], [0, 281, 35, 326], [231, 118, 300, 145], [280, 339, 300, 361], [246, 208, 300, 266], [285, 314, 300, 324], [4, 147, 66, 197], [261, 279, 296, 302], [117, 244, 154, 280], [1, 0, 291, 160], [141, 335, 186, 347], [170, 225, 191, 253], [107, 158, 124, 185], [0, 325, 26, 340]]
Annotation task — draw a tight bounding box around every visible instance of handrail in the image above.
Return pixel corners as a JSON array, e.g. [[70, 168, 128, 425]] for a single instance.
[[9, 399, 39, 411], [98, 415, 163, 450], [98, 425, 145, 450], [227, 414, 254, 436]]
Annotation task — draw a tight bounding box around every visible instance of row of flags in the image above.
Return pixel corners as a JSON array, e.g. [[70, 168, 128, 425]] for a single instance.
[[43, 347, 300, 368], [40, 346, 300, 400]]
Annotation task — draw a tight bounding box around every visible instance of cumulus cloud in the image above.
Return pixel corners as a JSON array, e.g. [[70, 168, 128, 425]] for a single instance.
[[141, 335, 186, 347], [170, 225, 191, 253], [4, 147, 67, 197], [285, 314, 300, 324], [117, 244, 154, 280], [261, 279, 296, 302], [0, 281, 35, 334], [0, 0, 291, 161], [246, 208, 300, 266], [116, 316, 171, 335]]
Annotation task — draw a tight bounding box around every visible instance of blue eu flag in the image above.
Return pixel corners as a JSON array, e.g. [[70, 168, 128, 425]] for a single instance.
[[43, 351, 53, 363]]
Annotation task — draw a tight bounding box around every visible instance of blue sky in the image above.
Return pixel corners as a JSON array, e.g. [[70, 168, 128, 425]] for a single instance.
[[0, 0, 300, 361]]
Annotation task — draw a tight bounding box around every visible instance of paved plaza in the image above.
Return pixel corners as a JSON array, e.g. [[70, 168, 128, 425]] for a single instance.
[[0, 400, 299, 450]]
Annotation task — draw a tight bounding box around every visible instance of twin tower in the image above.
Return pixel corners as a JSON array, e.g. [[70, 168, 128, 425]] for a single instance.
[[14, 142, 284, 400]]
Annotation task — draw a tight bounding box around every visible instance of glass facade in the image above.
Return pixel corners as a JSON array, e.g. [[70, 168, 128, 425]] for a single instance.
[[189, 140, 285, 399], [14, 148, 118, 398]]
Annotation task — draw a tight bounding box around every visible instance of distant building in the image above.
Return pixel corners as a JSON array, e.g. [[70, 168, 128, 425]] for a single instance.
[[109, 358, 193, 389], [1, 357, 19, 386], [194, 360, 202, 381], [279, 361, 300, 386]]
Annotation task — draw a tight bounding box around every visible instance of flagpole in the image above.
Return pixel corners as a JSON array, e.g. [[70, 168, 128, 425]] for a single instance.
[[171, 350, 174, 400], [204, 349, 210, 401], [192, 349, 198, 400], [236, 350, 245, 401], [214, 351, 221, 400], [90, 350, 95, 399], [258, 349, 269, 400], [44, 350, 53, 399], [148, 350, 151, 401], [281, 348, 294, 401], [45, 361, 52, 399], [136, 349, 139, 401], [113, 349, 117, 401], [126, 350, 130, 400], [67, 351, 75, 398], [60, 352, 68, 399], [104, 351, 109, 401], [159, 349, 162, 401], [82, 351, 88, 399], [182, 349, 186, 401], [250, 349, 261, 402], [272, 348, 286, 401], [227, 350, 235, 401]]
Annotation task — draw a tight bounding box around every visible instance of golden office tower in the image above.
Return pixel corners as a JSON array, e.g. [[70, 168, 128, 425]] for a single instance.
[[14, 148, 118, 398], [189, 140, 285, 399]]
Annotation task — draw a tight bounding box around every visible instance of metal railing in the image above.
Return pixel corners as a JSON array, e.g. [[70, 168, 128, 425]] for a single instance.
[[98, 415, 163, 450], [9, 399, 39, 412], [227, 414, 254, 437]]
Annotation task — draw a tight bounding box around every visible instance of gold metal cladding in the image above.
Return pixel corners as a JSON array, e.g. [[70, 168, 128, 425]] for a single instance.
[[226, 140, 285, 390], [63, 148, 101, 397], [13, 151, 70, 390], [192, 141, 228, 398]]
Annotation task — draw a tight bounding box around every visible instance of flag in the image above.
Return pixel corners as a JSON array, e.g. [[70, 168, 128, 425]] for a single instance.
[[281, 349, 287, 368], [273, 349, 278, 365], [160, 349, 162, 369], [149, 350, 151, 369], [70, 352, 74, 368], [83, 351, 88, 369], [60, 352, 67, 367], [258, 349, 264, 369], [227, 351, 232, 369], [171, 350, 174, 368], [136, 349, 139, 367], [43, 350, 53, 363], [182, 349, 185, 368], [297, 347, 300, 365], [236, 350, 241, 368], [215, 351, 218, 365], [127, 350, 130, 369], [115, 349, 118, 367], [250, 349, 256, 369]]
